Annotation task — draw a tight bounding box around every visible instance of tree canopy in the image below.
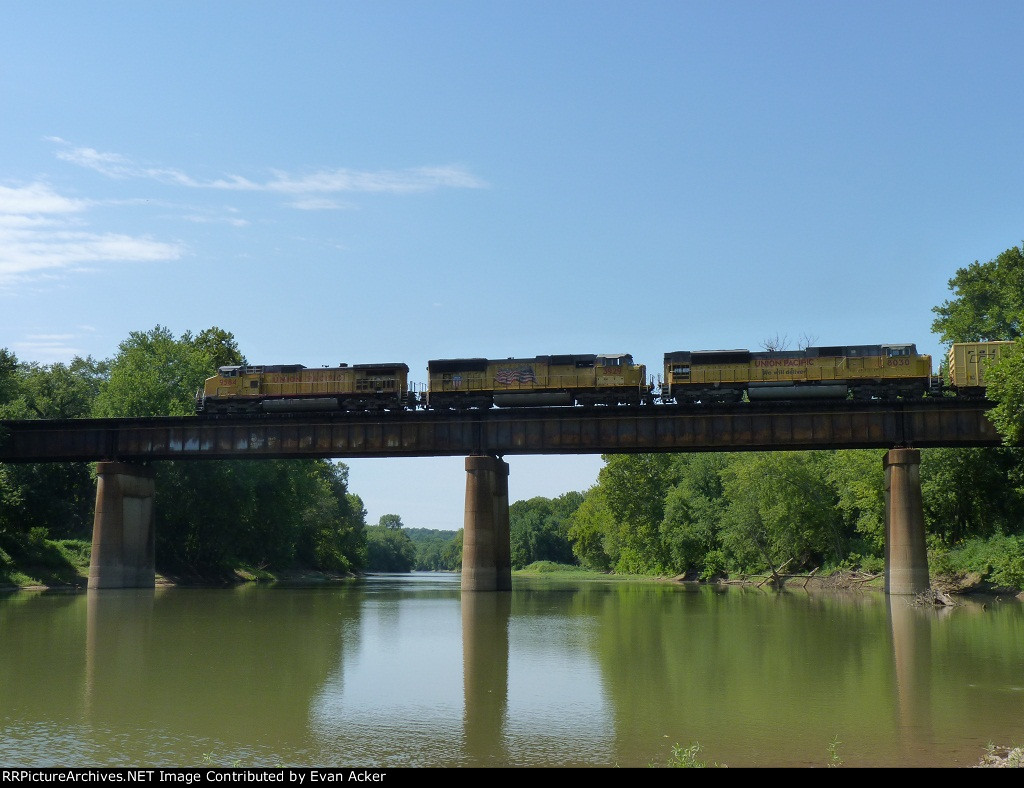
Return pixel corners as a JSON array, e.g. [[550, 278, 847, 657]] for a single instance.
[[0, 326, 368, 580], [932, 244, 1024, 344]]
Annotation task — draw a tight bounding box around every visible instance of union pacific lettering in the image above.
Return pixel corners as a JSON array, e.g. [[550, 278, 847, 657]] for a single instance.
[[753, 359, 811, 368]]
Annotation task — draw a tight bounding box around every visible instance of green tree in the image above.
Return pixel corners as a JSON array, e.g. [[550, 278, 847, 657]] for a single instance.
[[659, 454, 729, 577], [932, 244, 1024, 343], [406, 527, 463, 570], [921, 447, 1024, 545], [93, 325, 218, 417], [719, 452, 843, 574], [928, 242, 1024, 538], [185, 326, 246, 369], [297, 462, 366, 573], [568, 485, 615, 571], [18, 357, 108, 419], [0, 349, 20, 415], [982, 343, 1024, 443], [509, 492, 582, 569], [0, 356, 106, 544], [827, 450, 887, 555], [377, 513, 404, 530], [596, 454, 676, 574], [440, 529, 463, 571], [931, 243, 1024, 445], [365, 517, 416, 572]]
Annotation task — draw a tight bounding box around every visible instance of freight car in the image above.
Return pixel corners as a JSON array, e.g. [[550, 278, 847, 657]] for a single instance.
[[946, 341, 1015, 397], [195, 362, 412, 414], [426, 353, 650, 409], [660, 343, 934, 403]]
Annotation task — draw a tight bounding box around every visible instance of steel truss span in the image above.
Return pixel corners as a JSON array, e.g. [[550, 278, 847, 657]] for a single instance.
[[0, 399, 1001, 463]]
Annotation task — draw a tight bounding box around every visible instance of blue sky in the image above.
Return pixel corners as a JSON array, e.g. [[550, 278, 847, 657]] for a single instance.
[[3, 2, 1023, 530]]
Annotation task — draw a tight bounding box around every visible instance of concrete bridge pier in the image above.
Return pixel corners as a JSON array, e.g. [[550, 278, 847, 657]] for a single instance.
[[461, 455, 512, 592], [89, 462, 156, 589], [884, 448, 930, 596]]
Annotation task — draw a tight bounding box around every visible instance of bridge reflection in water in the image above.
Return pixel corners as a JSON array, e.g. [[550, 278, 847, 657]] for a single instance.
[[0, 576, 1012, 767]]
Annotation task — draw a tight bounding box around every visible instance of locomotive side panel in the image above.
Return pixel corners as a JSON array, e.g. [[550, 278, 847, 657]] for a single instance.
[[427, 353, 649, 408], [197, 363, 409, 413], [664, 344, 932, 402], [489, 356, 574, 406]]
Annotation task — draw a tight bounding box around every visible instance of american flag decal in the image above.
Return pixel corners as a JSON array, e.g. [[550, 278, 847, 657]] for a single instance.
[[495, 366, 537, 385]]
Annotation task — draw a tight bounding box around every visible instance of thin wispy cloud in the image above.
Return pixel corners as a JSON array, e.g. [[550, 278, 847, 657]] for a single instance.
[[49, 138, 488, 195], [181, 214, 251, 227], [0, 182, 183, 286], [0, 183, 88, 215], [288, 197, 356, 211], [13, 335, 84, 363]]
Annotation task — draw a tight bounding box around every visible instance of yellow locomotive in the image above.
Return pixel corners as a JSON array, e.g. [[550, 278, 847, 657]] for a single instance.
[[195, 362, 412, 414], [426, 353, 650, 409], [193, 340, 1017, 414], [661, 343, 933, 403]]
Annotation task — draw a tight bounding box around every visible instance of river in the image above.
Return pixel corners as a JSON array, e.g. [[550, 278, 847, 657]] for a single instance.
[[1, 573, 1022, 768]]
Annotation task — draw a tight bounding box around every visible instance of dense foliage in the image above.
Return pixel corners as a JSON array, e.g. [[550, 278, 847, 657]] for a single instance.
[[1, 326, 368, 581], [932, 243, 1024, 442], [405, 527, 462, 571], [365, 515, 417, 572], [509, 492, 582, 569], [568, 451, 888, 578]]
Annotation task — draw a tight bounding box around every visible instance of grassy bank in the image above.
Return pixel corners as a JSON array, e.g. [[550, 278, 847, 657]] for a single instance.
[[514, 561, 664, 582], [0, 534, 90, 590]]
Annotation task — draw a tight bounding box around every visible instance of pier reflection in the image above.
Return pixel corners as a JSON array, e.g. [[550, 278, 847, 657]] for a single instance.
[[887, 595, 935, 761], [461, 590, 512, 765]]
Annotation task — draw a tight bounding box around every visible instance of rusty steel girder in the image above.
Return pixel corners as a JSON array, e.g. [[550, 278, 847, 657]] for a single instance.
[[0, 399, 1002, 463]]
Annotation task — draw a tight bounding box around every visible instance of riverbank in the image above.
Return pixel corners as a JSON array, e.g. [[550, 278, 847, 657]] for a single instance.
[[4, 554, 1023, 600], [978, 746, 1024, 768], [516, 561, 1024, 600], [0, 560, 360, 593]]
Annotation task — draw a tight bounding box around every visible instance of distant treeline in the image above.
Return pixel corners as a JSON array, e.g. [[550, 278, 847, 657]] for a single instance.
[[363, 519, 463, 572]]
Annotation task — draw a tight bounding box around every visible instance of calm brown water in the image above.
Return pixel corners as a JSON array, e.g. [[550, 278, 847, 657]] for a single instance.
[[1, 574, 1022, 768]]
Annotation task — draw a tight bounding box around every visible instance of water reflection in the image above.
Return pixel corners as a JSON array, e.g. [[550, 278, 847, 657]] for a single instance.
[[308, 573, 465, 766], [461, 591, 510, 765], [85, 589, 154, 720], [887, 595, 934, 763], [2, 578, 1023, 767], [0, 585, 363, 766]]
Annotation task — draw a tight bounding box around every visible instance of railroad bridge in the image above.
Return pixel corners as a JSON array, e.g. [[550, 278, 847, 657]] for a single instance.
[[0, 398, 1001, 594]]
